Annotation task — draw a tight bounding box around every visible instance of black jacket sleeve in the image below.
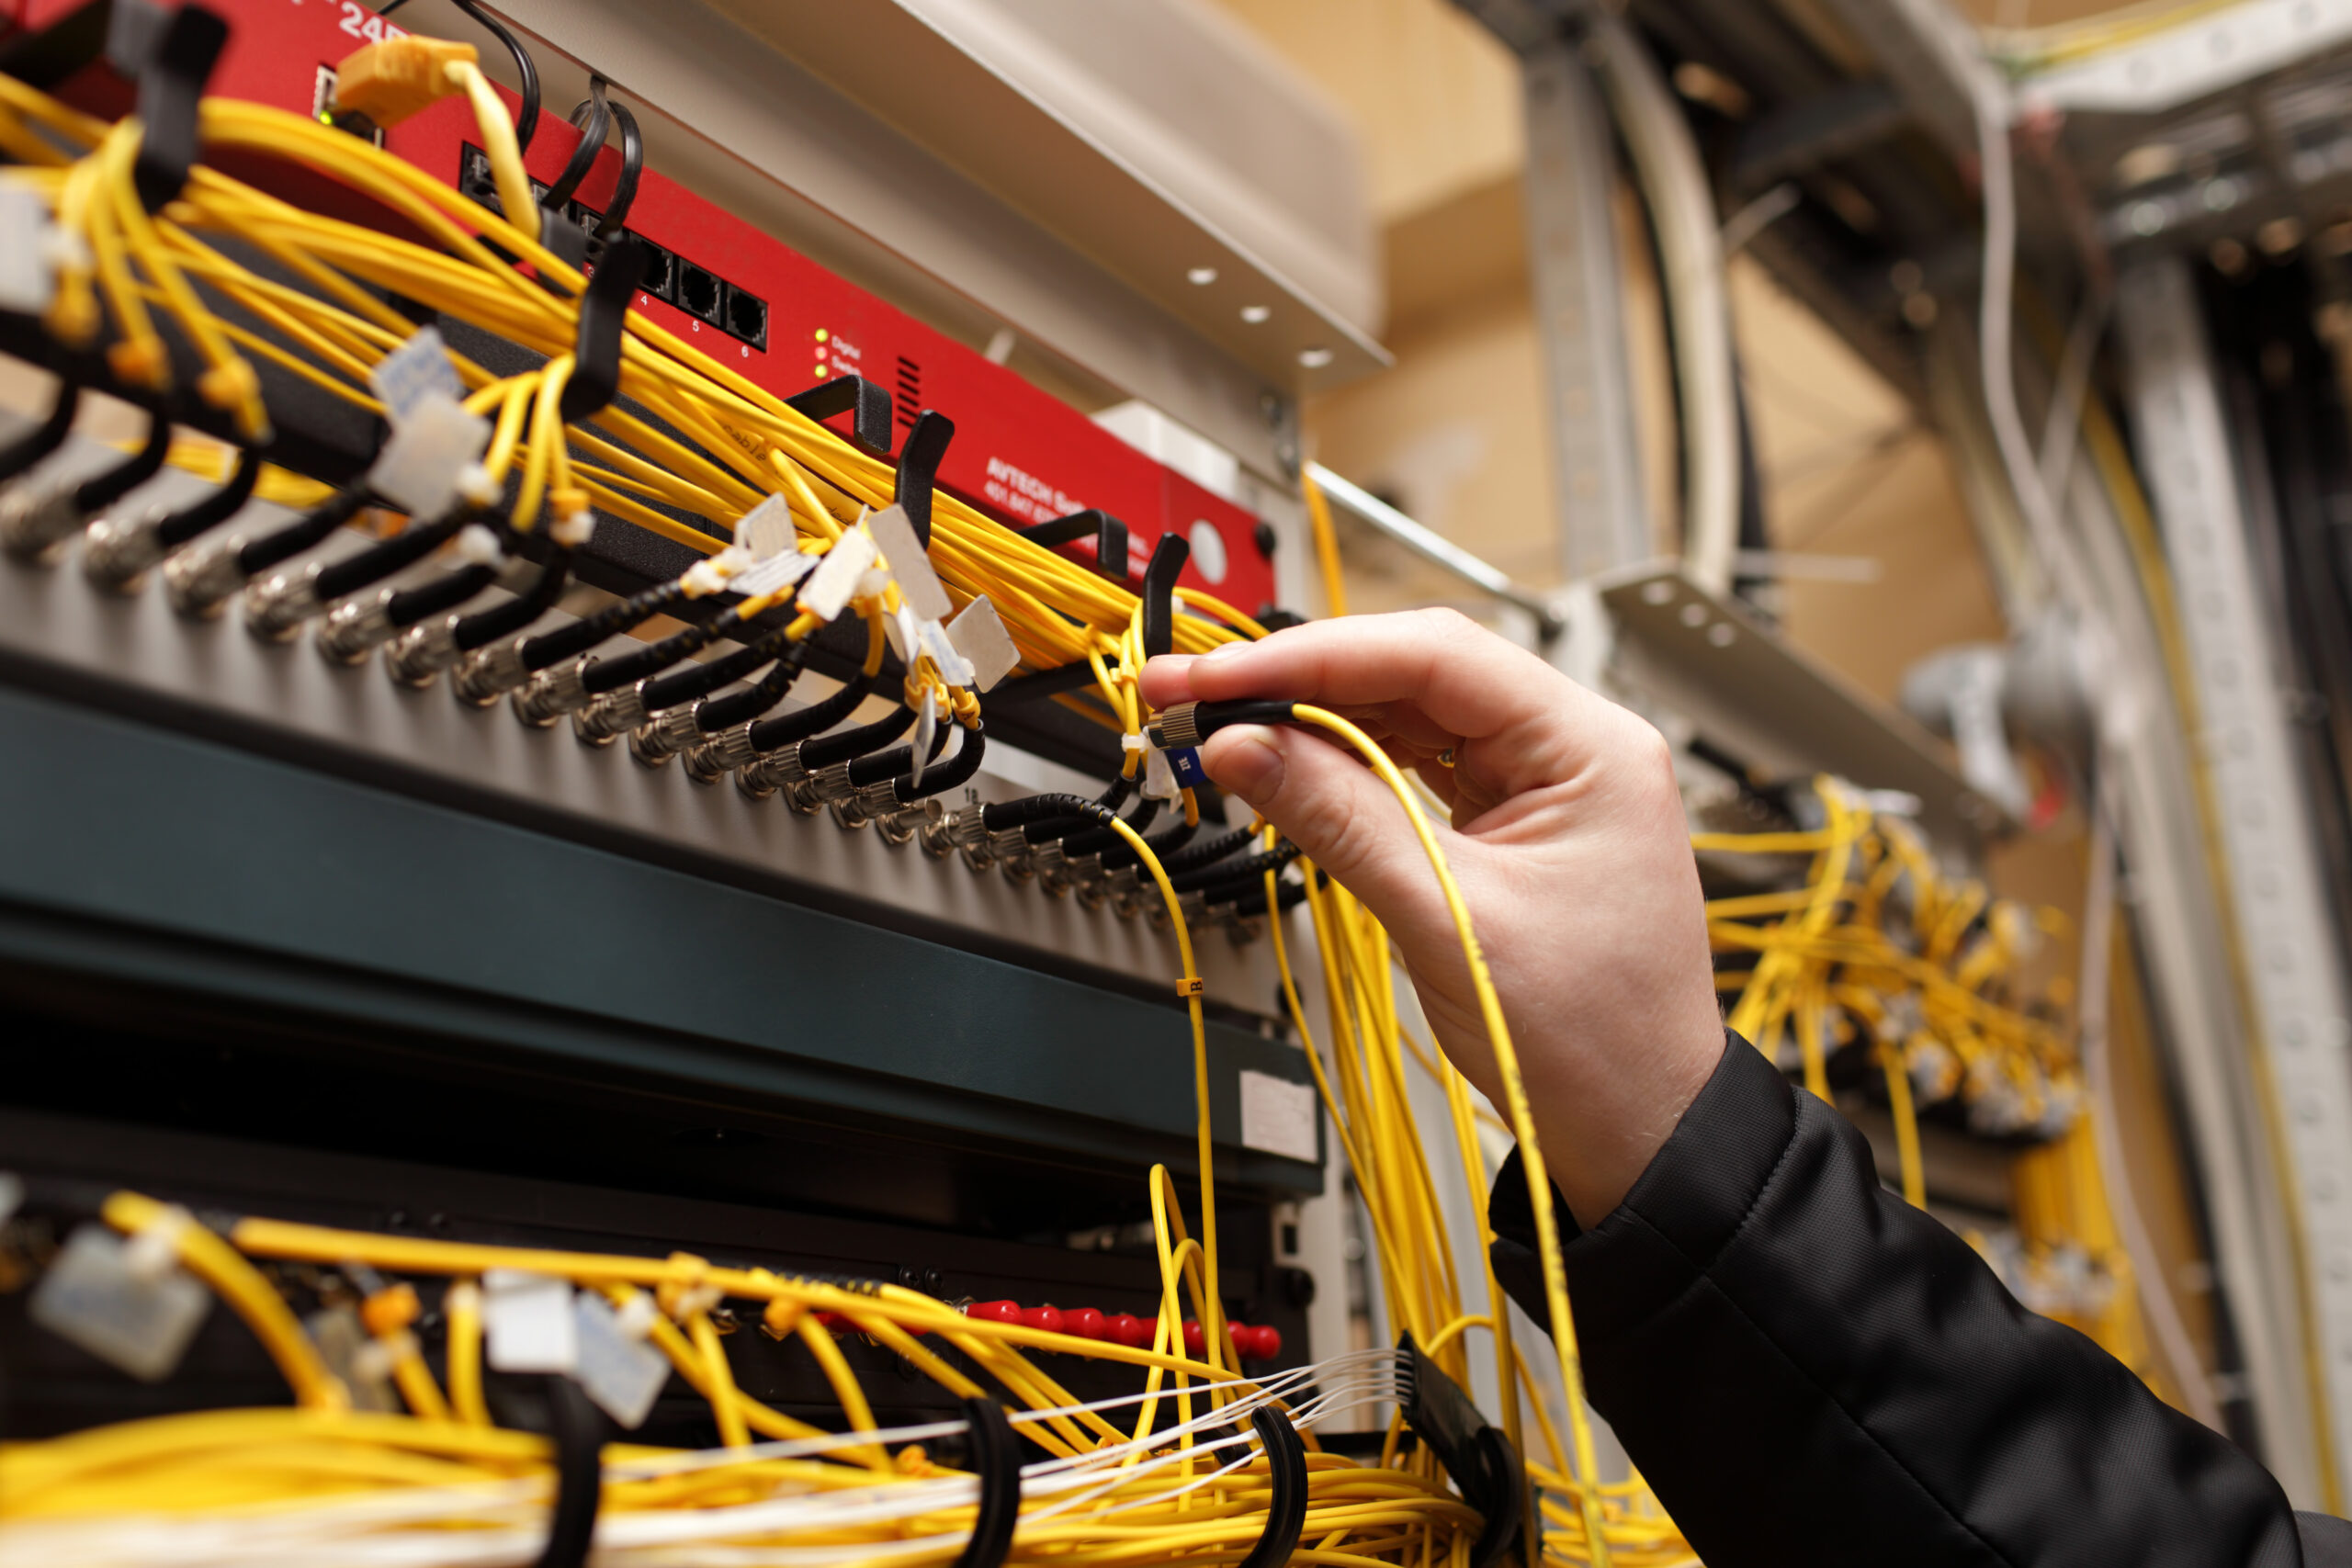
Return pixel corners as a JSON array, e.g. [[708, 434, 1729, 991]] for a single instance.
[[1487, 1031, 2322, 1568]]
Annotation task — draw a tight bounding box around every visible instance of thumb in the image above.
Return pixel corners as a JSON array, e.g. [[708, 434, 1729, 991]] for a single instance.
[[1198, 723, 1448, 948]]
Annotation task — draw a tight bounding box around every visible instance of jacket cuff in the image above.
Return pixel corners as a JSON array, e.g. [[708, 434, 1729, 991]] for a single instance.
[[1487, 1032, 1796, 1345]]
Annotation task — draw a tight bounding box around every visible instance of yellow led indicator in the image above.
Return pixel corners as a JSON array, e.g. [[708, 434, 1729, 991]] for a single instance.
[[813, 367, 827, 380], [813, 328, 829, 344]]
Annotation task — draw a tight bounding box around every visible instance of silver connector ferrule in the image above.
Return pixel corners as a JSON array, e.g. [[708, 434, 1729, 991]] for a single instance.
[[512, 657, 594, 727], [686, 721, 762, 784], [452, 637, 529, 705], [243, 561, 324, 642], [385, 615, 462, 687], [0, 479, 87, 561], [572, 681, 650, 746], [628, 702, 705, 767], [79, 503, 171, 591], [163, 532, 248, 618], [316, 587, 398, 664]]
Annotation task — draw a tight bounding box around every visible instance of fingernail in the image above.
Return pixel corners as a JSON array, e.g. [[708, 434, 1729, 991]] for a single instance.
[[1209, 725, 1284, 805], [1202, 639, 1250, 660]]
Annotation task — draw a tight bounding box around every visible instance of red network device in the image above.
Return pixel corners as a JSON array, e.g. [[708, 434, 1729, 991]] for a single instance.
[[0, 0, 1281, 615]]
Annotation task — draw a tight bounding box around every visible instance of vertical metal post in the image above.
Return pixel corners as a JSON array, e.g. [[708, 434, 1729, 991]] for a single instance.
[[2117, 255, 2352, 1507], [1520, 39, 1652, 581]]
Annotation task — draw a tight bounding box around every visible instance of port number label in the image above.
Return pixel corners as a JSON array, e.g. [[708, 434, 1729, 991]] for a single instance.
[[338, 3, 407, 42]]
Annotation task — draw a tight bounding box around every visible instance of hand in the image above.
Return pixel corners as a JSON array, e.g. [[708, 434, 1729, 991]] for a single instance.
[[1140, 609, 1724, 1225]]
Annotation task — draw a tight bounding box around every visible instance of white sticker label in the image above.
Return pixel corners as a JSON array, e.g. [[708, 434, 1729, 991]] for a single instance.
[[574, 1292, 670, 1428], [797, 526, 877, 621], [732, 494, 797, 559], [483, 1270, 578, 1374], [1238, 1070, 1318, 1163], [918, 619, 977, 688], [369, 326, 465, 427], [0, 186, 57, 316], [1144, 744, 1179, 801], [366, 391, 492, 518], [731, 548, 817, 601], [884, 601, 922, 662], [865, 503, 952, 622], [945, 595, 1020, 692], [28, 1225, 211, 1382]]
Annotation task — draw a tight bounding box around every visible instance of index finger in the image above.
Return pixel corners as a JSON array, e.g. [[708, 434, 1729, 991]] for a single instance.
[[1143, 608, 1617, 791]]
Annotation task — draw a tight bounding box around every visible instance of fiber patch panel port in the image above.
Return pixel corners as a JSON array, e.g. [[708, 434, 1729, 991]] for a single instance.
[[725, 284, 768, 350], [678, 262, 723, 325], [459, 144, 501, 213]]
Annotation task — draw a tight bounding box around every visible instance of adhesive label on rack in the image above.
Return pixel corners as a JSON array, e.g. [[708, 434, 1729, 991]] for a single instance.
[[573, 1292, 669, 1428], [1166, 747, 1208, 789], [368, 325, 464, 426], [731, 548, 817, 602], [27, 1225, 211, 1382], [1238, 1070, 1319, 1162], [798, 527, 877, 621], [733, 493, 797, 559], [866, 503, 952, 622], [482, 1270, 579, 1373], [946, 595, 1020, 692]]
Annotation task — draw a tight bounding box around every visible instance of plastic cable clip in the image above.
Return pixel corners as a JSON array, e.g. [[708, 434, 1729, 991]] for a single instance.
[[953, 1395, 1023, 1568], [482, 1269, 579, 1374], [28, 1220, 210, 1382], [130, 4, 229, 214], [573, 1290, 669, 1429], [558, 236, 648, 423], [369, 325, 466, 427], [1234, 1405, 1310, 1568], [1398, 1331, 1527, 1568]]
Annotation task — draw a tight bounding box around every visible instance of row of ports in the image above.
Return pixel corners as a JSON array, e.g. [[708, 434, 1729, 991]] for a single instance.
[[458, 144, 768, 351]]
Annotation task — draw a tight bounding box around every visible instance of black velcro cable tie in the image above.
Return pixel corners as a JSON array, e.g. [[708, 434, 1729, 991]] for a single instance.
[[893, 410, 954, 547], [1094, 513, 1129, 584], [557, 236, 647, 424], [1398, 1331, 1527, 1568], [130, 3, 228, 214], [0, 0, 116, 90], [533, 1375, 605, 1568], [1019, 508, 1108, 550], [1236, 1405, 1310, 1568], [1140, 531, 1189, 657], [785, 375, 895, 456], [953, 1395, 1022, 1568]]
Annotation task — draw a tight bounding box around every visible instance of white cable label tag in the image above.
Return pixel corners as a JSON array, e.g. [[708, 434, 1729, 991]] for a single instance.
[[865, 503, 952, 622], [28, 1224, 211, 1382], [1144, 743, 1180, 801], [731, 547, 817, 602], [483, 1270, 578, 1374], [366, 391, 492, 518], [1238, 1070, 1319, 1163], [918, 619, 977, 689], [945, 595, 1020, 692], [0, 187, 57, 316], [306, 1305, 399, 1412], [797, 526, 877, 621], [574, 1292, 670, 1428], [369, 326, 466, 427], [884, 600, 922, 662], [732, 494, 797, 559]]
